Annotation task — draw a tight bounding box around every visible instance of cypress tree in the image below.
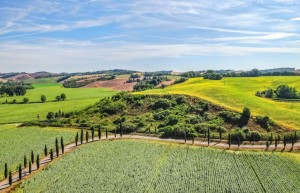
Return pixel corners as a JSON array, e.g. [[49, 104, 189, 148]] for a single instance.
[[237, 136, 240, 148], [31, 150, 34, 164], [184, 130, 187, 143], [270, 133, 273, 144], [44, 144, 48, 157], [98, 126, 101, 140], [294, 131, 298, 142], [24, 155, 27, 168], [19, 164, 22, 180], [86, 131, 89, 143], [155, 126, 157, 134], [80, 129, 84, 144], [55, 138, 59, 157], [120, 126, 123, 138], [36, 154, 40, 169], [291, 137, 294, 149], [207, 128, 210, 146], [283, 136, 287, 148], [4, 163, 8, 179], [266, 140, 269, 149], [8, 171, 12, 186], [192, 135, 194, 144], [50, 149, 54, 160], [75, 132, 79, 146], [228, 133, 231, 148], [61, 137, 64, 154], [29, 161, 32, 173], [106, 128, 108, 139], [275, 137, 278, 149], [92, 127, 95, 141], [115, 128, 117, 138], [219, 129, 222, 141]]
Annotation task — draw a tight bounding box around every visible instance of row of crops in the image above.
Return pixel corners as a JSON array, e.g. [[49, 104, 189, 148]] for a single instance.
[[15, 139, 300, 193], [0, 125, 77, 180]]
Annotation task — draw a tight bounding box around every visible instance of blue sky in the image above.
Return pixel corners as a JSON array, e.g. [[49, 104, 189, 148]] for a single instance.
[[0, 0, 300, 72]]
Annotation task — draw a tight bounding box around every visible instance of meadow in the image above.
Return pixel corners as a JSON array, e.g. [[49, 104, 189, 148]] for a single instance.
[[0, 78, 117, 123], [141, 76, 300, 130], [15, 139, 300, 193], [0, 125, 78, 180]]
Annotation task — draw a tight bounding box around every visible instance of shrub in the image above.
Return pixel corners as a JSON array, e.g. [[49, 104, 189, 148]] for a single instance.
[[151, 99, 173, 110], [219, 111, 241, 124], [153, 110, 170, 121]]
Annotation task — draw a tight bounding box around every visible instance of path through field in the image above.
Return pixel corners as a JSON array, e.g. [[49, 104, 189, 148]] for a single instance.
[[0, 134, 299, 192]]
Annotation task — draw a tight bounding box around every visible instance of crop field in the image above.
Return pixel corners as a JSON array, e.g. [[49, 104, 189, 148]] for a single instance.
[[141, 76, 300, 130], [16, 139, 300, 193], [0, 125, 78, 180], [0, 78, 117, 123]]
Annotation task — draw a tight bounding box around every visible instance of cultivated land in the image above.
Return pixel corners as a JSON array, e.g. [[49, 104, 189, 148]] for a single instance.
[[0, 125, 77, 180], [141, 76, 300, 130], [0, 78, 117, 123], [14, 139, 300, 193]]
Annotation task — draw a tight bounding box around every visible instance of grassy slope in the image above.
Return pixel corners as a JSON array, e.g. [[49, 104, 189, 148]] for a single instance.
[[140, 76, 300, 130], [0, 78, 117, 123], [16, 139, 300, 192], [0, 125, 78, 180]]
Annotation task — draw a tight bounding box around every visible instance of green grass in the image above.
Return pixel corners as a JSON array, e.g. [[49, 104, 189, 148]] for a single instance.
[[140, 76, 300, 130], [0, 78, 117, 123], [15, 139, 300, 193], [0, 125, 78, 180]]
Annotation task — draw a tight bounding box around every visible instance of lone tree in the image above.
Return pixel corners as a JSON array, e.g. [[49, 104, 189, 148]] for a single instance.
[[4, 163, 8, 179], [240, 107, 251, 126], [18, 164, 22, 180], [75, 132, 79, 146], [29, 161, 32, 173], [24, 155, 27, 168], [86, 131, 89, 143], [41, 95, 46, 103], [61, 137, 64, 154], [8, 171, 12, 186], [31, 150, 34, 164], [80, 129, 84, 144], [55, 95, 61, 101], [36, 154, 40, 169], [23, 97, 29, 104], [55, 138, 59, 157], [50, 149, 54, 161], [61, 93, 66, 101], [44, 144, 48, 157]]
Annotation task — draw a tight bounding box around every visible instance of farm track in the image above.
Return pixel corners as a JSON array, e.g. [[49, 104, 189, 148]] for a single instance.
[[0, 134, 299, 192]]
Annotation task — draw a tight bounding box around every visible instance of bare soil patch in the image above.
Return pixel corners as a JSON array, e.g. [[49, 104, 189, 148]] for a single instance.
[[84, 78, 136, 91]]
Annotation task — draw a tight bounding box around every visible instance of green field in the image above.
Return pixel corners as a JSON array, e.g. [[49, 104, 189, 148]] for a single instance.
[[0, 78, 117, 123], [140, 76, 300, 130], [0, 125, 78, 180], [15, 139, 300, 193]]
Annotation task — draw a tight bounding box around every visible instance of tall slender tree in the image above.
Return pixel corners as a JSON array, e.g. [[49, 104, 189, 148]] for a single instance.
[[115, 128, 117, 138], [228, 133, 231, 148], [29, 161, 32, 173], [184, 130, 187, 143], [106, 128, 108, 139], [61, 137, 64, 154], [50, 149, 54, 161], [75, 132, 79, 146], [8, 171, 12, 186], [92, 127, 95, 141], [36, 154, 40, 169], [275, 137, 278, 149], [207, 128, 210, 146], [4, 163, 8, 179], [18, 164, 22, 180], [294, 131, 298, 142], [80, 129, 84, 144], [266, 140, 269, 149], [55, 138, 59, 157], [31, 150, 34, 164], [86, 131, 89, 143], [44, 144, 48, 157], [98, 126, 101, 140], [237, 136, 240, 148], [24, 155, 27, 168], [283, 135, 287, 148]]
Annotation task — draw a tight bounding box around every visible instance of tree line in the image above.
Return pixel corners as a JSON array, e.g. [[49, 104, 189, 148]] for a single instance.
[[0, 82, 33, 97]]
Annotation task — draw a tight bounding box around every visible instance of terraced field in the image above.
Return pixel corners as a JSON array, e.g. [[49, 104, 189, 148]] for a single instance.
[[0, 125, 78, 180], [141, 76, 300, 130], [15, 139, 300, 193]]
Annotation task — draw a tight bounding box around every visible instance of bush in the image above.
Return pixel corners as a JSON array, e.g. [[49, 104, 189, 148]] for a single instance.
[[246, 131, 261, 141], [275, 85, 299, 99], [166, 115, 178, 126], [219, 111, 241, 124], [255, 116, 273, 131], [151, 99, 173, 110], [23, 97, 29, 104], [153, 110, 170, 121], [99, 100, 126, 115]]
